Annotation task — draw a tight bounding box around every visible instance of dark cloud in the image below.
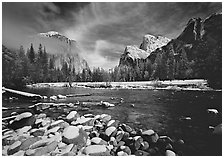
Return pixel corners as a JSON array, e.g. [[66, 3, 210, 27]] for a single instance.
[[2, 2, 222, 69]]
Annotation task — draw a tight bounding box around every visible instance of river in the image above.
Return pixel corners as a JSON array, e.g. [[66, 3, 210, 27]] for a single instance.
[[2, 87, 222, 156]]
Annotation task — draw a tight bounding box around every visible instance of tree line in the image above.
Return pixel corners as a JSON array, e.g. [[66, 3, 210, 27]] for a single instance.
[[2, 44, 116, 89], [2, 37, 221, 89]]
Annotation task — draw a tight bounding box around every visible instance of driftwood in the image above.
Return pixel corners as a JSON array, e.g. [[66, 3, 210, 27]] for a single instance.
[[2, 87, 42, 100]]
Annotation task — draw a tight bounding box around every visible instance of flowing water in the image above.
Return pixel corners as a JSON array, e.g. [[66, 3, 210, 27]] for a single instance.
[[2, 87, 222, 156]]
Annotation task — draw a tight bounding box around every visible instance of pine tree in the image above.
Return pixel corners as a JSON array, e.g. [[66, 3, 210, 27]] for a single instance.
[[27, 43, 35, 63]]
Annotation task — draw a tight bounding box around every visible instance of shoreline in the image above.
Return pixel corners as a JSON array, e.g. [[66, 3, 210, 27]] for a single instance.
[[27, 79, 221, 92]]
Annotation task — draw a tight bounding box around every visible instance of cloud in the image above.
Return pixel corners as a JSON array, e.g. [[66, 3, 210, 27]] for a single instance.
[[2, 2, 222, 69]]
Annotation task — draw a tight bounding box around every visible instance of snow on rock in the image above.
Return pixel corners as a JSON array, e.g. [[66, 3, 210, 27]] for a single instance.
[[140, 34, 170, 53]]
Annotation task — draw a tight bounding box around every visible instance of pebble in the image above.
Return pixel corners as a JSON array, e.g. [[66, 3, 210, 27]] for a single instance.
[[14, 112, 32, 121], [166, 149, 176, 156], [72, 117, 92, 125], [117, 151, 128, 156], [91, 137, 107, 145], [142, 129, 155, 136], [105, 126, 117, 137], [16, 126, 32, 135], [101, 114, 112, 122], [33, 141, 58, 156], [62, 126, 87, 147], [66, 111, 78, 121], [83, 145, 110, 156], [47, 126, 60, 134], [31, 129, 45, 137], [7, 141, 21, 155], [12, 150, 25, 156], [135, 150, 151, 156], [20, 137, 41, 150], [121, 124, 133, 133]]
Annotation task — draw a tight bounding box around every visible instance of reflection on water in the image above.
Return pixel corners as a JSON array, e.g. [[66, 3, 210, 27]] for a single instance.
[[3, 87, 222, 156]]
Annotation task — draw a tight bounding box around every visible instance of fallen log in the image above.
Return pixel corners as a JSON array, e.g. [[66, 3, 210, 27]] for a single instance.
[[2, 87, 42, 100]]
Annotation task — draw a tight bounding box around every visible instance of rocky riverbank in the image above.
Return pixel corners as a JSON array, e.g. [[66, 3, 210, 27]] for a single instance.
[[3, 102, 187, 156], [3, 102, 222, 156]]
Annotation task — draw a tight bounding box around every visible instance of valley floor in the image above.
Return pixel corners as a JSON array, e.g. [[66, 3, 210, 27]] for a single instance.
[[27, 79, 220, 91]]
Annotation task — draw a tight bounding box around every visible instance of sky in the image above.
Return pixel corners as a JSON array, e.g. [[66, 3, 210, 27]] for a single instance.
[[2, 2, 222, 70]]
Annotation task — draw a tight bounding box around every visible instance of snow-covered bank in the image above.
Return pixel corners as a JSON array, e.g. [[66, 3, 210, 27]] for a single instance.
[[27, 79, 221, 91]]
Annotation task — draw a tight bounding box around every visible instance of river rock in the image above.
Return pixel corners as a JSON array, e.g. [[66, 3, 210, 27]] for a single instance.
[[16, 126, 32, 135], [62, 126, 88, 147], [142, 129, 155, 136], [20, 137, 41, 150], [66, 111, 78, 122], [7, 141, 21, 155], [61, 151, 76, 156], [140, 141, 150, 151], [121, 132, 130, 141], [107, 120, 119, 127], [91, 137, 107, 145], [142, 131, 159, 144], [50, 95, 57, 100], [99, 133, 110, 142], [33, 141, 58, 156], [117, 151, 128, 156], [78, 125, 93, 132], [83, 145, 111, 156], [57, 94, 67, 99], [117, 141, 126, 147], [166, 150, 176, 156], [58, 142, 67, 148], [46, 126, 60, 134], [165, 143, 173, 150], [109, 137, 117, 146], [25, 149, 36, 156], [37, 113, 47, 119], [31, 129, 45, 137], [135, 150, 151, 156], [120, 146, 132, 155], [100, 114, 112, 122], [12, 150, 25, 156], [60, 144, 74, 154], [72, 117, 93, 126], [134, 136, 144, 150], [116, 130, 125, 142], [10, 112, 36, 130], [121, 124, 133, 133], [89, 131, 98, 139], [105, 126, 117, 137]]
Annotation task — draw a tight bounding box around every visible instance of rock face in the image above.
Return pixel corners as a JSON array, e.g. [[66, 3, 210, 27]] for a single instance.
[[38, 31, 89, 73], [117, 13, 221, 88], [140, 34, 170, 53], [119, 34, 170, 67], [119, 46, 150, 66]]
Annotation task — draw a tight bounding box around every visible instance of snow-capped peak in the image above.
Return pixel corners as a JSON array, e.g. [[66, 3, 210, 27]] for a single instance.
[[140, 34, 170, 53], [39, 31, 76, 44], [39, 31, 60, 37]]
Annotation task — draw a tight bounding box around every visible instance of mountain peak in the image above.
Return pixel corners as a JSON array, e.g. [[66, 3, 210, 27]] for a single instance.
[[139, 34, 170, 53], [39, 31, 60, 37], [39, 31, 76, 44]]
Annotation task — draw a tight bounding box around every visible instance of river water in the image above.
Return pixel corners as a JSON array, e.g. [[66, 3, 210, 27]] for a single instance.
[[2, 87, 222, 155]]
